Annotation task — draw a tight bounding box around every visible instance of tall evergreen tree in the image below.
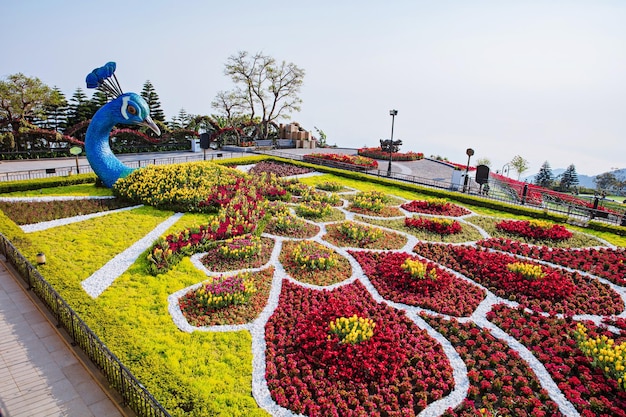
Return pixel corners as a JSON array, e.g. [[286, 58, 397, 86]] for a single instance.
[[141, 80, 166, 122], [560, 164, 579, 191], [534, 161, 554, 188], [66, 88, 93, 128], [40, 87, 68, 131]]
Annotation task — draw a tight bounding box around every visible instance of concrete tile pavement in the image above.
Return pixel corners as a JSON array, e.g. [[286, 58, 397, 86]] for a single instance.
[[0, 259, 125, 417]]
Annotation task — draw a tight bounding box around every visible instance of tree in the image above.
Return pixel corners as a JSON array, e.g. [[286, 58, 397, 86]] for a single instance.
[[594, 172, 617, 192], [534, 161, 554, 188], [0, 73, 61, 151], [168, 108, 192, 130], [213, 51, 305, 140], [40, 87, 68, 132], [66, 88, 93, 127], [560, 164, 579, 191], [140, 80, 166, 122], [509, 155, 529, 180]]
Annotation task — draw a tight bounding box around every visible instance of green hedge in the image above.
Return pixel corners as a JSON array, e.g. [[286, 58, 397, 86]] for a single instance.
[[0, 173, 97, 194]]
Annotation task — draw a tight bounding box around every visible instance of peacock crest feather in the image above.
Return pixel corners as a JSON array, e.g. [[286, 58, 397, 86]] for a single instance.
[[84, 62, 160, 188]]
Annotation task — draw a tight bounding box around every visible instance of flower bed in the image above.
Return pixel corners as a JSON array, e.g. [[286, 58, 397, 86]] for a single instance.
[[412, 242, 624, 315], [303, 153, 378, 169], [422, 314, 564, 417], [357, 147, 424, 161], [315, 181, 345, 192], [487, 304, 626, 416], [405, 216, 463, 235], [351, 250, 485, 316], [478, 238, 626, 287], [279, 240, 351, 285], [495, 219, 573, 241], [248, 161, 313, 177], [264, 280, 454, 416], [401, 199, 471, 217], [323, 221, 407, 249], [466, 216, 602, 248], [0, 198, 135, 225], [200, 236, 274, 271], [264, 214, 320, 239], [179, 267, 274, 326], [358, 216, 484, 243]]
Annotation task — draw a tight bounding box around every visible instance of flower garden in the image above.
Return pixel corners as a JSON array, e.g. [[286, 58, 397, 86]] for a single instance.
[[1, 157, 626, 417]]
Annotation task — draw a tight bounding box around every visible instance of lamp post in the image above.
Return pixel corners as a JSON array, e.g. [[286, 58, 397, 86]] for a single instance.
[[463, 148, 474, 193], [387, 109, 398, 176]]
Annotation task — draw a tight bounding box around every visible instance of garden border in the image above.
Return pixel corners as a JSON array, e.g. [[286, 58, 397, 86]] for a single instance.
[[0, 233, 172, 417]]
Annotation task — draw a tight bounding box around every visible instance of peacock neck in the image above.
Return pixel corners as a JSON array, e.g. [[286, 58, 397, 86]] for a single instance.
[[85, 103, 134, 187]]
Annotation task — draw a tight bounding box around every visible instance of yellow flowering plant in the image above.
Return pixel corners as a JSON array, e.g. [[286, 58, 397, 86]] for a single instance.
[[506, 261, 546, 280], [328, 314, 376, 344], [401, 258, 438, 281], [575, 323, 626, 391], [292, 241, 338, 270]]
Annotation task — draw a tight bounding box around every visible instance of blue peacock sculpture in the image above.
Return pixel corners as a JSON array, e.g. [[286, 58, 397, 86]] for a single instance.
[[84, 62, 161, 188]]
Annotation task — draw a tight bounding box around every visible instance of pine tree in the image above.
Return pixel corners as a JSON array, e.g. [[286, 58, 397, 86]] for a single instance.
[[560, 164, 579, 191], [40, 87, 68, 131], [66, 88, 93, 128], [534, 161, 554, 188], [140, 80, 166, 122]]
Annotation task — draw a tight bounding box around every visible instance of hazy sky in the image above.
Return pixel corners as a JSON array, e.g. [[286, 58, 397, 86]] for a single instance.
[[3, 0, 626, 176]]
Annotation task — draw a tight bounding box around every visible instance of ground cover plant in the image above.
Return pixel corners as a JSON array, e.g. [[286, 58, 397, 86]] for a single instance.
[[466, 215, 602, 248], [412, 242, 624, 316], [359, 215, 484, 243], [0, 197, 135, 225], [2, 159, 626, 417], [303, 152, 378, 169], [248, 160, 313, 177], [323, 220, 407, 249], [401, 198, 471, 217], [487, 304, 626, 416], [350, 250, 485, 316]]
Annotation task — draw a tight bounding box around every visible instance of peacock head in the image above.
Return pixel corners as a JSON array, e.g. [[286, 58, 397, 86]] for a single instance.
[[110, 92, 161, 136]]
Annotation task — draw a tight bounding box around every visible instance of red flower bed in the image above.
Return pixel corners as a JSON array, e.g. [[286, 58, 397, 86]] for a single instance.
[[401, 200, 471, 217], [412, 243, 624, 315], [350, 250, 485, 316], [357, 147, 424, 161], [405, 217, 462, 235], [264, 280, 454, 416], [487, 304, 626, 416], [422, 314, 564, 417], [303, 153, 378, 169], [479, 238, 626, 287], [495, 220, 573, 241]]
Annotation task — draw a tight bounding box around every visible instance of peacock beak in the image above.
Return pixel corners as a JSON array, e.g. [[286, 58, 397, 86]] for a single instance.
[[139, 115, 161, 136]]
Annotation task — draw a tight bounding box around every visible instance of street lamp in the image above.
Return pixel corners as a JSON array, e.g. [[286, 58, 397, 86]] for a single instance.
[[387, 110, 398, 175], [463, 148, 474, 193]]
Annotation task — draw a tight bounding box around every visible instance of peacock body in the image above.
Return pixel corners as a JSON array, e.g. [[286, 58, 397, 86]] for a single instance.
[[84, 63, 160, 188]]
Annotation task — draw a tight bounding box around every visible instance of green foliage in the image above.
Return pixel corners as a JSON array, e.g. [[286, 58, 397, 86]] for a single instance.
[[0, 174, 97, 194]]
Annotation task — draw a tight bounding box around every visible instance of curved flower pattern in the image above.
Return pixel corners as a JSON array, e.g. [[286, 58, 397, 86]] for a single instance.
[[264, 280, 454, 416]]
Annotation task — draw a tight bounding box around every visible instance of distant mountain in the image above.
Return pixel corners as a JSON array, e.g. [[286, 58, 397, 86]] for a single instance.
[[522, 168, 595, 189]]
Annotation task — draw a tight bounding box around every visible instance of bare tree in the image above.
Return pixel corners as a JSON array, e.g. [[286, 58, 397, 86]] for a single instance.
[[212, 51, 305, 140]]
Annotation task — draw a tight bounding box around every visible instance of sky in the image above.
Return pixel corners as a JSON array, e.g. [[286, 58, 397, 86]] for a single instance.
[[3, 0, 626, 176]]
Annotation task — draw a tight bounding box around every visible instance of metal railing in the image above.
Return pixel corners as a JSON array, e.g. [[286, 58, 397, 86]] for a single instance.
[[0, 152, 244, 182], [0, 235, 171, 417]]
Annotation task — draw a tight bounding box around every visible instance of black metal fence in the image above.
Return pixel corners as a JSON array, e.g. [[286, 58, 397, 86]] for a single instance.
[[0, 152, 243, 182], [0, 235, 171, 417]]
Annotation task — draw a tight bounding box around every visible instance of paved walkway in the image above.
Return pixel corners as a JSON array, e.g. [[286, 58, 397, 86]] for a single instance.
[[0, 258, 125, 417]]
